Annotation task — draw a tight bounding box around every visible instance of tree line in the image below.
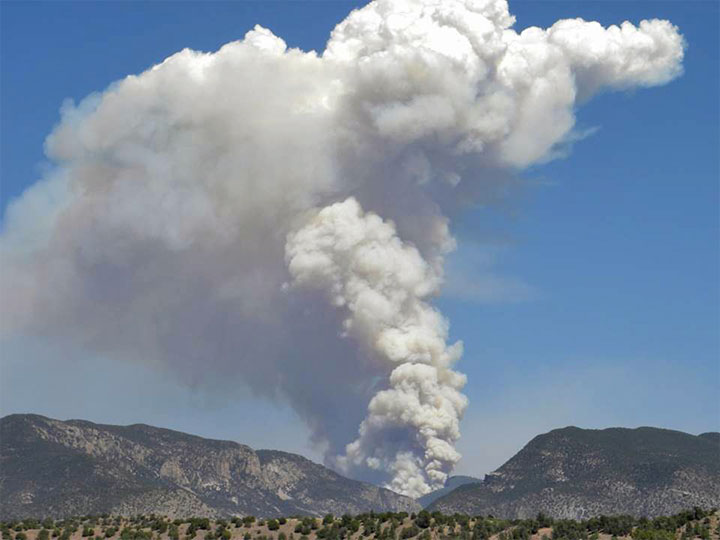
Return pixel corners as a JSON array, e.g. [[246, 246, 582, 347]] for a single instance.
[[1, 507, 717, 540]]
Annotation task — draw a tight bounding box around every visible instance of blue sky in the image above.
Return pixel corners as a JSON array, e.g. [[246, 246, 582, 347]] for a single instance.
[[1, 0, 718, 477]]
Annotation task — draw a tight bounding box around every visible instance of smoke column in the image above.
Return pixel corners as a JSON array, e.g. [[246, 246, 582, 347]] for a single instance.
[[1, 0, 684, 497], [286, 198, 466, 495]]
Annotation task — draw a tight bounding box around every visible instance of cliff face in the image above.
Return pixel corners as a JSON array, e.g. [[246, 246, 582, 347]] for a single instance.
[[0, 414, 419, 519], [428, 426, 720, 518]]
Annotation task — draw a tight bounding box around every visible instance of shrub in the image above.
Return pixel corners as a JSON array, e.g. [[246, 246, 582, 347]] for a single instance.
[[633, 530, 675, 540], [192, 520, 211, 531], [415, 513, 431, 530]]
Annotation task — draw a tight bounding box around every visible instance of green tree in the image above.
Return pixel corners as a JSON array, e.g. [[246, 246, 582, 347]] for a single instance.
[[415, 513, 431, 530], [400, 526, 419, 539]]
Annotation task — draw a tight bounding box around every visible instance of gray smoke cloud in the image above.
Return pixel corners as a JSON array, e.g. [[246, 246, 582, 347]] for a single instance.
[[1, 0, 684, 497]]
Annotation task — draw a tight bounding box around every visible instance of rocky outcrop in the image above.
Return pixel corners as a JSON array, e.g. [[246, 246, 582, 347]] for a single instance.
[[0, 414, 420, 519]]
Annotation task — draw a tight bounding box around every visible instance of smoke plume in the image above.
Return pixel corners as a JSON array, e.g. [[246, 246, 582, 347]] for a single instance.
[[286, 198, 466, 495], [1, 0, 684, 497]]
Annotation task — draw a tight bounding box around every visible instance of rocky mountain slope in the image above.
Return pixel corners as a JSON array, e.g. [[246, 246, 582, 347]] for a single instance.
[[429, 426, 720, 518], [0, 414, 419, 519]]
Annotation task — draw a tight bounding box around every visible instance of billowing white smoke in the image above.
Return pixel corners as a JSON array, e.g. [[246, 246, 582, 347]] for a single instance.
[[1, 0, 684, 497], [286, 198, 466, 495]]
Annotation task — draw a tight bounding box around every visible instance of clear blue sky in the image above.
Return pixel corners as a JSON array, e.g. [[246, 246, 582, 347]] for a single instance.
[[1, 0, 718, 476]]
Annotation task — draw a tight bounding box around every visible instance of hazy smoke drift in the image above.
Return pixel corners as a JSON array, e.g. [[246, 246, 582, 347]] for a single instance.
[[1, 0, 684, 497]]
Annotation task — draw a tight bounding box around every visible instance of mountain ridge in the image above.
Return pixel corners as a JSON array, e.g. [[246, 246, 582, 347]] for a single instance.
[[417, 475, 482, 508], [3, 415, 719, 520], [428, 425, 720, 518], [0, 413, 419, 519]]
